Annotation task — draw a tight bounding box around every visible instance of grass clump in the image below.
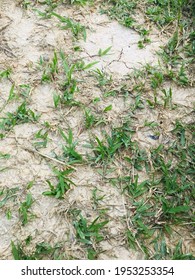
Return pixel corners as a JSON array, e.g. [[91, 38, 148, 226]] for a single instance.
[[11, 240, 63, 260], [73, 213, 108, 259], [19, 194, 34, 226], [43, 168, 75, 198], [0, 102, 39, 134]]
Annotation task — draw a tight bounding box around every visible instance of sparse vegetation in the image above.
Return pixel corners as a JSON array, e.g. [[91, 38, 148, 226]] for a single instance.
[[0, 0, 194, 260]]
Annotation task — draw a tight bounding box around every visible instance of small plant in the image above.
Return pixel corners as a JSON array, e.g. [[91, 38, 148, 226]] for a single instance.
[[125, 175, 149, 198], [0, 187, 19, 209], [53, 52, 81, 107], [0, 68, 12, 79], [98, 46, 112, 57], [90, 125, 133, 163], [84, 108, 104, 129], [33, 129, 49, 148], [41, 51, 58, 82], [19, 194, 34, 226], [0, 152, 11, 159], [102, 0, 137, 28], [43, 168, 75, 198], [58, 128, 83, 164], [11, 240, 62, 260], [161, 88, 173, 109], [52, 12, 86, 41], [92, 187, 106, 209], [19, 84, 31, 98], [73, 214, 108, 259], [71, 0, 90, 5], [131, 94, 145, 112], [0, 102, 39, 132], [176, 64, 189, 86], [93, 68, 112, 87]]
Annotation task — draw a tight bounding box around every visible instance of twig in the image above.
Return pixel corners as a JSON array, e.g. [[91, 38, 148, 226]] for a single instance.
[[20, 146, 77, 170]]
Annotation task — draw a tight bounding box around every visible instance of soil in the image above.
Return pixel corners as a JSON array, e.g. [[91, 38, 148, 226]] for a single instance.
[[0, 0, 194, 259]]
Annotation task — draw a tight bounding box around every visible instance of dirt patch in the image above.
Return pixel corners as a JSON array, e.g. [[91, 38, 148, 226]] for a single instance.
[[0, 0, 194, 260]]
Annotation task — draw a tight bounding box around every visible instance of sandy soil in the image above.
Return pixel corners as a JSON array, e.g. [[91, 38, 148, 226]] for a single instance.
[[0, 0, 194, 259]]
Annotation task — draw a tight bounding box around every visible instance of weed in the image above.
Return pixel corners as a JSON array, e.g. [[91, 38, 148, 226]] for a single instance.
[[71, 0, 91, 5], [90, 124, 134, 163], [171, 121, 186, 147], [84, 108, 105, 129], [138, 37, 151, 49], [43, 168, 75, 198], [19, 194, 34, 226], [11, 240, 63, 260], [101, 0, 150, 47], [127, 230, 138, 250], [52, 12, 86, 41], [131, 200, 155, 238], [41, 51, 58, 82], [0, 102, 39, 133], [6, 209, 12, 220], [98, 46, 112, 57], [101, 0, 137, 28], [103, 104, 112, 112], [19, 84, 31, 98], [152, 239, 195, 260], [0, 152, 11, 159], [7, 85, 16, 102], [78, 60, 99, 71], [93, 68, 112, 87], [176, 64, 189, 86], [53, 52, 81, 107], [125, 146, 149, 172], [21, 1, 32, 9], [0, 187, 19, 209], [131, 94, 145, 112], [161, 88, 173, 109], [0, 68, 12, 79], [58, 128, 83, 164], [73, 214, 108, 259], [125, 175, 149, 198], [92, 187, 106, 209], [172, 241, 195, 260], [33, 129, 49, 149]]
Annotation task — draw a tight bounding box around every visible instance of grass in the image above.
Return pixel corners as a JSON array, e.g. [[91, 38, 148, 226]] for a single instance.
[[84, 108, 105, 129], [40, 51, 59, 82], [11, 240, 63, 260], [0, 68, 12, 79], [101, 0, 151, 47], [0, 187, 19, 209], [58, 128, 83, 164], [71, 0, 91, 5], [19, 194, 34, 226], [42, 168, 75, 198], [51, 12, 86, 41], [73, 213, 108, 259], [0, 102, 39, 134], [93, 68, 112, 87], [33, 129, 49, 149], [89, 125, 133, 163], [0, 0, 194, 260]]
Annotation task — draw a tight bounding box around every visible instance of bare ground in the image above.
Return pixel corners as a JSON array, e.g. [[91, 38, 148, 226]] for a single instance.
[[0, 0, 194, 259]]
